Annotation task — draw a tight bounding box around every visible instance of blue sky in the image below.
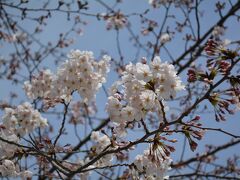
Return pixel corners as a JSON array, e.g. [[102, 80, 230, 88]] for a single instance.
[[0, 0, 240, 178]]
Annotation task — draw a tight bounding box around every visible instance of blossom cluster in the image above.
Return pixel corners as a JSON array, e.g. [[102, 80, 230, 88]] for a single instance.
[[2, 102, 48, 137], [106, 57, 184, 136], [24, 69, 53, 100], [24, 50, 111, 104], [0, 102, 47, 178], [0, 160, 32, 178], [105, 12, 128, 30], [0, 129, 19, 158], [90, 131, 113, 167], [131, 146, 172, 179]]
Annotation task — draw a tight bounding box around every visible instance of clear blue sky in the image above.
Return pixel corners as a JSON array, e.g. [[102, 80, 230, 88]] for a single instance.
[[0, 0, 240, 177]]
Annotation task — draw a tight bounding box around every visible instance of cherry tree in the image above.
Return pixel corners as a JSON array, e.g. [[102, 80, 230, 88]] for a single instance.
[[0, 0, 240, 179]]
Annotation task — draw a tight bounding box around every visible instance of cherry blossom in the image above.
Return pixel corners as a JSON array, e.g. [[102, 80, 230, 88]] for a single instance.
[[160, 33, 171, 44], [105, 12, 128, 30], [131, 146, 172, 180], [0, 160, 18, 177], [2, 102, 48, 137], [90, 131, 114, 167], [106, 56, 184, 135], [212, 26, 225, 38], [24, 69, 54, 100], [24, 50, 111, 103], [0, 129, 19, 158]]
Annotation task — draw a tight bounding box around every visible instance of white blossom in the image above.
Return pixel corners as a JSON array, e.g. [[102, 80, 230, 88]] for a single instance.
[[24, 50, 111, 104], [0, 160, 33, 178], [2, 102, 48, 137], [109, 81, 121, 95], [90, 131, 100, 142], [150, 56, 162, 74], [106, 96, 122, 123], [132, 147, 172, 180], [0, 129, 19, 158], [212, 26, 225, 38], [0, 160, 18, 177], [24, 69, 54, 100], [12, 32, 27, 42], [90, 131, 113, 167], [160, 33, 171, 44], [105, 12, 128, 30], [20, 170, 33, 179], [135, 63, 152, 82], [221, 39, 231, 47], [121, 106, 136, 122], [106, 56, 184, 136], [140, 90, 157, 110], [113, 122, 127, 137]]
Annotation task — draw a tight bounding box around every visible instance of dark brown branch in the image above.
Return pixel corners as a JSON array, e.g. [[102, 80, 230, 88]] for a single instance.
[[53, 102, 69, 146], [173, 1, 240, 72], [172, 139, 240, 168], [170, 173, 240, 179], [48, 118, 110, 174]]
